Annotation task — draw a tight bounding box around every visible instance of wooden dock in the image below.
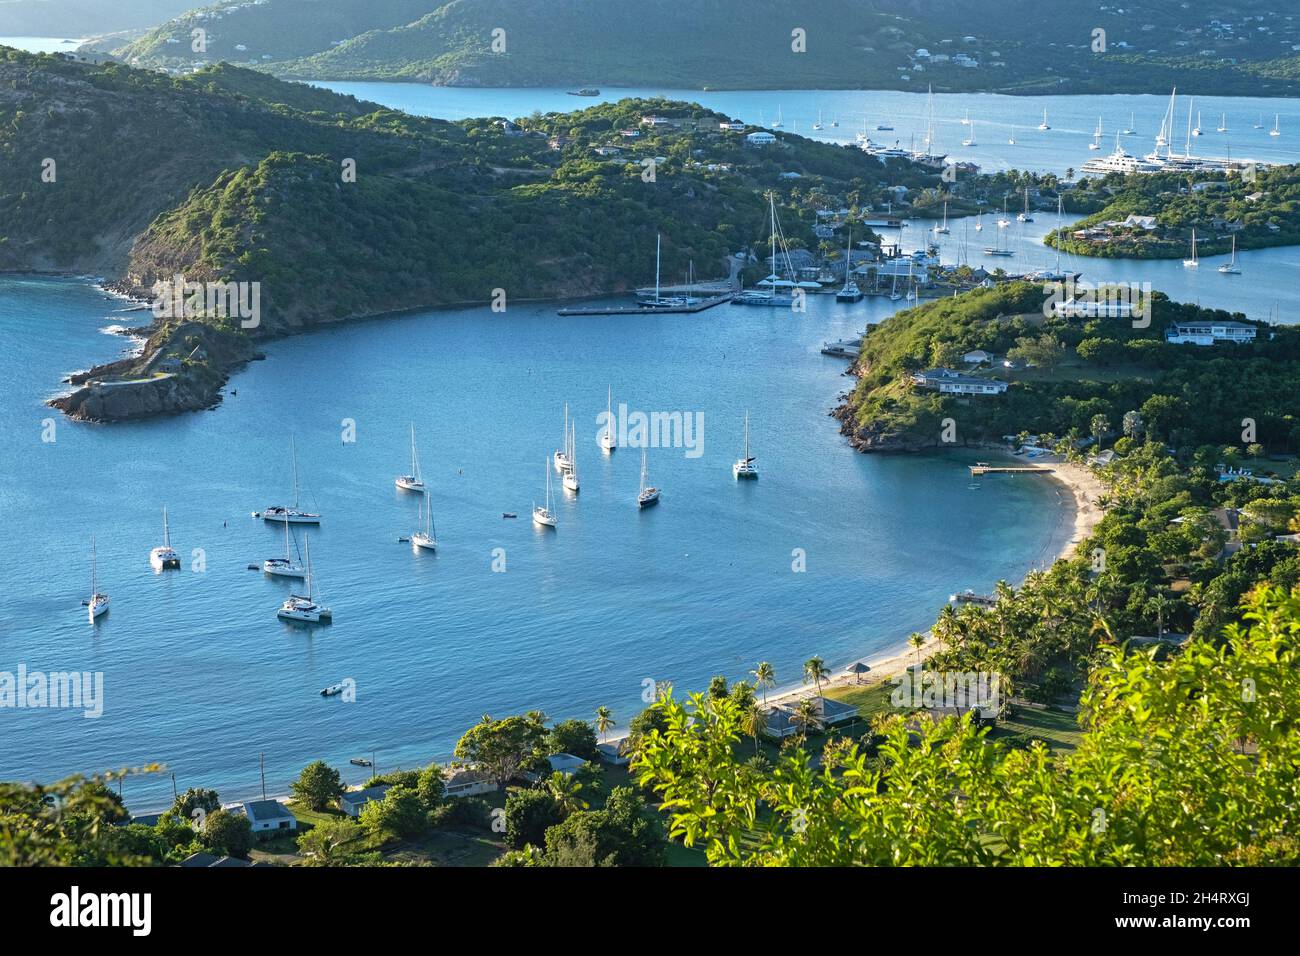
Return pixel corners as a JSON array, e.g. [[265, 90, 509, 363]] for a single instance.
[[969, 463, 1055, 476], [557, 292, 735, 316]]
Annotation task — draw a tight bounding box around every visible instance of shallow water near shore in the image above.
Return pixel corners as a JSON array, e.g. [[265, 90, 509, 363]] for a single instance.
[[0, 276, 1073, 808]]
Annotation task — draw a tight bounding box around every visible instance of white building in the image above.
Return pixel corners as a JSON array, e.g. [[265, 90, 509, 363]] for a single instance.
[[911, 368, 1009, 395], [1165, 320, 1257, 345], [746, 131, 776, 146], [443, 766, 497, 798], [236, 799, 297, 833]]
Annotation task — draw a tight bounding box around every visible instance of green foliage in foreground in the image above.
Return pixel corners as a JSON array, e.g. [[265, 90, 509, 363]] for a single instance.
[[635, 587, 1300, 866]]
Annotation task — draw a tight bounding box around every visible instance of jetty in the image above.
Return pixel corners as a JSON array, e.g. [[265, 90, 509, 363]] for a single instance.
[[557, 292, 734, 316], [821, 338, 861, 359], [969, 462, 1055, 476]]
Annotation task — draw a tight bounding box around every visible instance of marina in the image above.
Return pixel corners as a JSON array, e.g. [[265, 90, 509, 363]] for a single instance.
[[556, 292, 734, 316]]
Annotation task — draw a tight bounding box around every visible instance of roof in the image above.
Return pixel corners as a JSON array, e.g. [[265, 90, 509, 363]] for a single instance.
[[244, 799, 295, 823], [547, 753, 588, 774], [340, 784, 391, 806]]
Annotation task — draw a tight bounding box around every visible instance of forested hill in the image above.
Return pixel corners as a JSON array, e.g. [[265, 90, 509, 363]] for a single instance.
[[101, 0, 1300, 96]]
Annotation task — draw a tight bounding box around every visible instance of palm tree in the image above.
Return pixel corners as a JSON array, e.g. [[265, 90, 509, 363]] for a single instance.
[[792, 698, 822, 739], [594, 706, 614, 744], [744, 702, 768, 754], [545, 771, 588, 814], [908, 632, 926, 666], [934, 604, 960, 652], [751, 661, 775, 708], [802, 656, 829, 699], [1090, 414, 1110, 451]]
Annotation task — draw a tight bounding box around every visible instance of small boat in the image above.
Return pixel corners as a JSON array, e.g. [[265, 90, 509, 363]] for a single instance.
[[876, 122, 893, 131], [1270, 114, 1281, 137], [533, 460, 557, 527], [567, 87, 600, 96], [829, 114, 838, 127], [974, 211, 983, 232], [732, 412, 758, 480], [502, 512, 517, 519], [395, 423, 425, 492], [264, 519, 305, 579], [600, 385, 616, 453], [1183, 228, 1199, 268], [262, 438, 321, 524], [149, 506, 180, 571], [411, 493, 437, 551], [349, 757, 372, 767], [277, 535, 332, 623], [553, 403, 572, 473], [771, 106, 783, 128], [562, 420, 580, 493], [1037, 108, 1050, 131], [637, 448, 660, 509], [320, 682, 348, 697], [87, 536, 109, 623], [1218, 235, 1241, 275]]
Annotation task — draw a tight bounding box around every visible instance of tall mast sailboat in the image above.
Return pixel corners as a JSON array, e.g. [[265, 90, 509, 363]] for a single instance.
[[1037, 108, 1050, 131], [277, 535, 332, 622], [1218, 234, 1241, 275], [733, 411, 758, 479], [563, 420, 580, 493], [836, 228, 863, 301], [553, 404, 573, 473], [637, 448, 660, 508], [395, 424, 426, 492], [601, 386, 616, 453], [933, 201, 951, 235], [533, 460, 557, 527], [149, 507, 180, 571], [262, 438, 321, 524], [1183, 228, 1199, 268], [264, 518, 305, 578], [411, 492, 437, 551], [87, 536, 109, 622]]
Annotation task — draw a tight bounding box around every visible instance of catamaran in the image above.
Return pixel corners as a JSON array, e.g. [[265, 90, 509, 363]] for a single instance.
[[600, 386, 616, 452], [261, 438, 320, 524], [1218, 235, 1241, 275], [1037, 108, 1050, 131], [533, 460, 557, 527], [553, 404, 572, 473], [637, 448, 660, 508], [733, 411, 758, 479], [412, 492, 437, 551], [87, 536, 109, 622], [563, 420, 580, 493], [1183, 228, 1199, 268], [149, 506, 180, 571], [264, 518, 305, 578], [277, 535, 331, 622], [395, 423, 425, 492]]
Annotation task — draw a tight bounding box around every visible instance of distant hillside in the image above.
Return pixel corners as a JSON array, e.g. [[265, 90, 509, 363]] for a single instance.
[[112, 0, 1300, 95]]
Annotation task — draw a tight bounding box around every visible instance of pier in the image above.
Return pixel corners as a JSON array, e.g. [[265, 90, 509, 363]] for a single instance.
[[969, 463, 1055, 476], [820, 338, 862, 359], [557, 292, 735, 316]]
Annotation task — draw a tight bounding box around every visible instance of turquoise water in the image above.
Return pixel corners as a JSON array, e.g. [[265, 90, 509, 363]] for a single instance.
[[0, 277, 1071, 809]]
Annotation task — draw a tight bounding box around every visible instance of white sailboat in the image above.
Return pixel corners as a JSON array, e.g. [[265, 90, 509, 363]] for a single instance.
[[1192, 109, 1202, 136], [1254, 113, 1264, 129], [600, 386, 616, 452], [960, 109, 970, 126], [263, 518, 305, 578], [1016, 188, 1034, 222], [771, 106, 783, 128], [149, 507, 180, 571], [277, 535, 331, 622], [974, 211, 983, 233], [1218, 234, 1241, 275], [812, 109, 823, 131], [411, 493, 437, 551], [1123, 112, 1136, 135], [533, 460, 557, 527], [732, 411, 758, 479], [562, 420, 580, 493], [1037, 108, 1050, 131], [829, 113, 838, 127], [553, 404, 572, 473], [1216, 112, 1228, 133], [261, 438, 321, 524], [637, 448, 660, 508], [395, 423, 425, 492], [1089, 116, 1103, 150], [835, 228, 863, 302], [87, 536, 109, 622], [1183, 228, 1199, 268], [1007, 125, 1016, 146], [1270, 114, 1281, 137], [933, 202, 950, 235], [961, 120, 976, 148]]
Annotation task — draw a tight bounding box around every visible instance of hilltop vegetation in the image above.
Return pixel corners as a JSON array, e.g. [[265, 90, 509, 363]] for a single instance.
[[100, 0, 1300, 96]]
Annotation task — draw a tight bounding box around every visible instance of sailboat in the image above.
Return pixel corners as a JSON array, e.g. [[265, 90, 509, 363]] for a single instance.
[[1183, 228, 1199, 268], [1192, 109, 1202, 136], [263, 518, 305, 578], [733, 411, 758, 479], [553, 404, 572, 473], [395, 424, 425, 492], [277, 535, 331, 622], [829, 113, 838, 128], [1016, 188, 1033, 222], [836, 228, 863, 301], [984, 202, 1014, 257], [1270, 114, 1281, 137], [1037, 108, 1050, 131], [87, 536, 109, 622], [974, 211, 983, 233], [960, 109, 970, 126], [996, 195, 1011, 228], [411, 493, 437, 551], [961, 121, 976, 148], [733, 192, 796, 306], [1254, 113, 1264, 129], [149, 507, 180, 571], [562, 420, 580, 493], [1089, 116, 1103, 150], [1007, 125, 1016, 146], [933, 202, 950, 235], [812, 109, 823, 131], [261, 438, 321, 524], [637, 448, 660, 508], [1123, 112, 1136, 135], [771, 106, 783, 128], [600, 386, 616, 453], [1218, 235, 1241, 275], [888, 268, 902, 301], [533, 460, 557, 527], [905, 258, 918, 301], [1216, 112, 1228, 133]]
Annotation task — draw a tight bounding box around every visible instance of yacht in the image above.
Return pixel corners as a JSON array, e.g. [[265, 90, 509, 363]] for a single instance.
[[1080, 134, 1164, 176], [1183, 228, 1199, 268], [411, 493, 437, 551], [960, 109, 970, 126], [149, 507, 180, 571], [1218, 235, 1241, 275], [1216, 113, 1228, 133], [974, 211, 983, 233], [771, 106, 783, 128], [876, 122, 894, 131], [733, 412, 758, 479], [1122, 112, 1136, 135], [1089, 116, 1103, 150], [637, 448, 660, 509], [562, 420, 580, 493], [812, 109, 823, 131], [553, 403, 572, 473], [1016, 188, 1033, 222], [87, 536, 109, 623], [1007, 125, 1016, 146], [1191, 109, 1202, 136], [933, 202, 950, 235], [961, 120, 976, 148], [277, 535, 331, 623], [600, 386, 616, 453], [1037, 108, 1050, 131], [263, 519, 305, 578], [395, 423, 425, 492], [261, 438, 321, 524], [1270, 114, 1281, 137], [1254, 113, 1264, 129], [533, 460, 557, 527]]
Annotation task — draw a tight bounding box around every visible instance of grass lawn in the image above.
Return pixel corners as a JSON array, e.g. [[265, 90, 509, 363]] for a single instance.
[[987, 706, 1084, 752], [824, 681, 897, 720], [388, 828, 507, 867]]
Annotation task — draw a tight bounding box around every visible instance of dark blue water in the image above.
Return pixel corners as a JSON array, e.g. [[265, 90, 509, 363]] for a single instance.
[[0, 277, 1071, 809]]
